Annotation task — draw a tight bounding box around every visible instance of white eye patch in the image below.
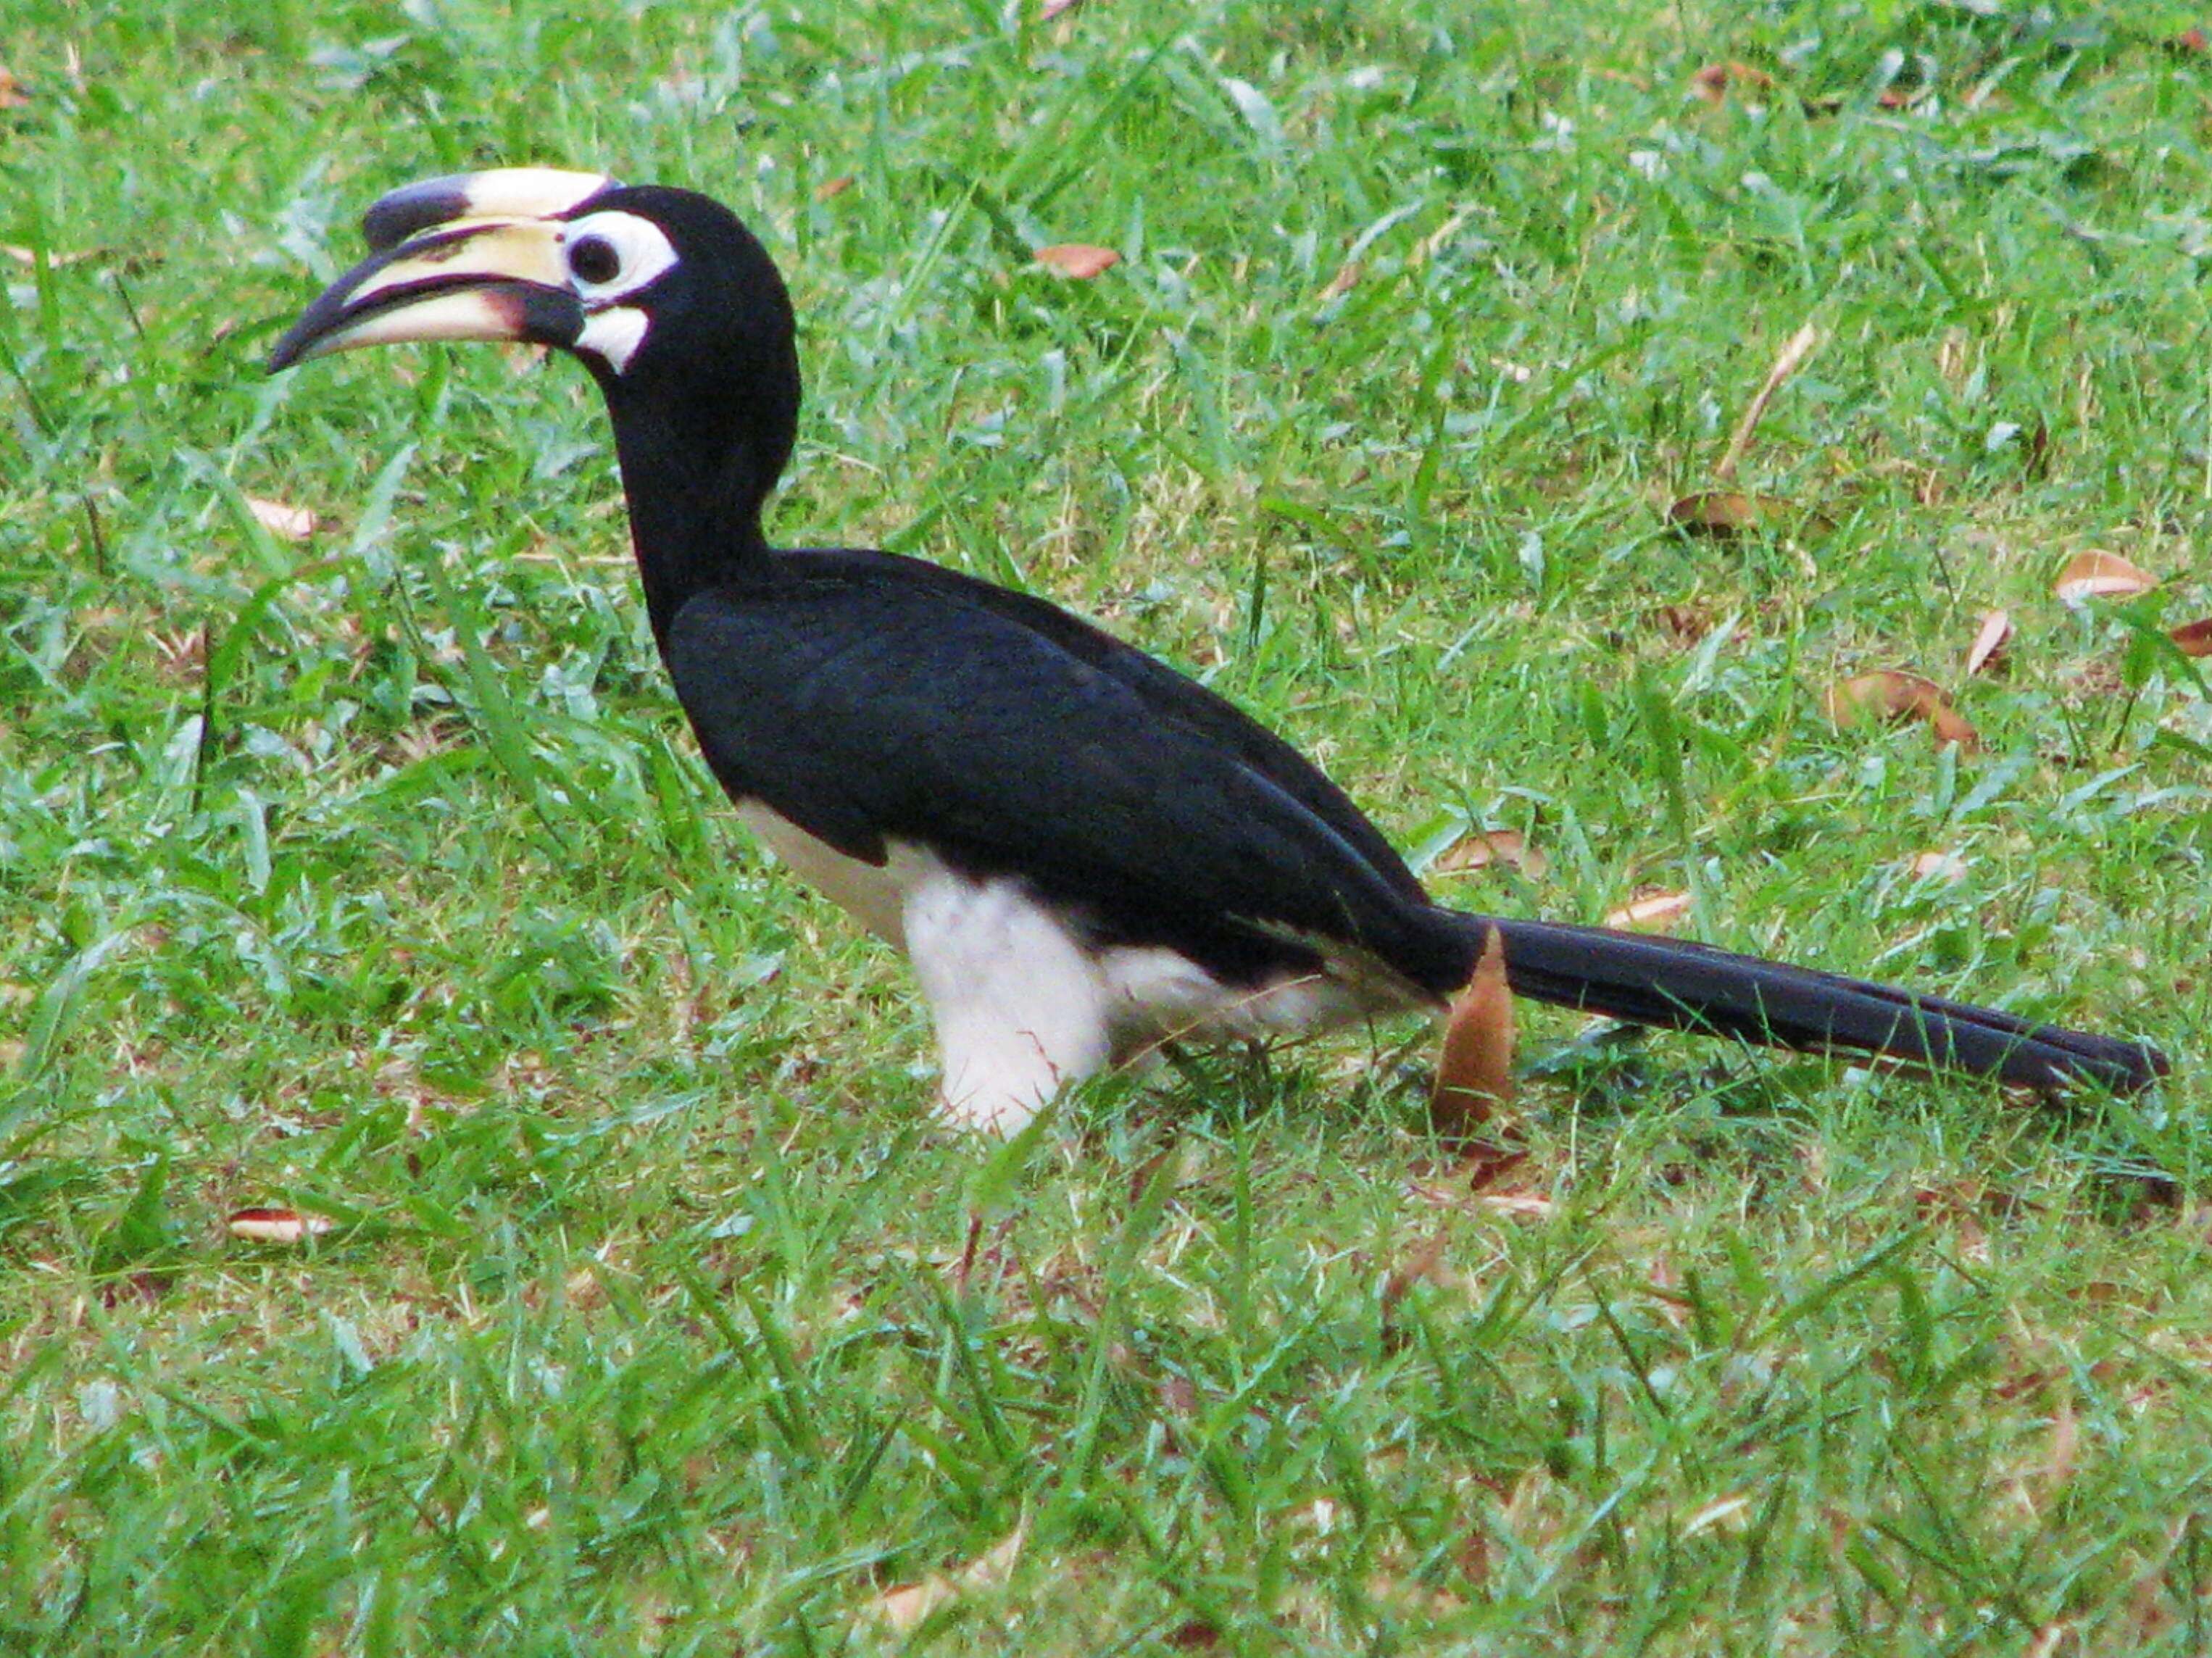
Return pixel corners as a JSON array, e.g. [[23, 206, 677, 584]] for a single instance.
[[558, 210, 677, 374], [560, 211, 678, 304]]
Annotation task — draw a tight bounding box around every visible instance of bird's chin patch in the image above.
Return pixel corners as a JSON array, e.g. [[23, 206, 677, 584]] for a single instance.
[[575, 306, 649, 373]]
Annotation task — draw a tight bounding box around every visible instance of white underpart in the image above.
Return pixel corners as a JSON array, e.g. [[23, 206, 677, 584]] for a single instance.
[[905, 870, 1114, 1134], [733, 801, 1426, 1134], [736, 802, 910, 946], [575, 306, 649, 372]]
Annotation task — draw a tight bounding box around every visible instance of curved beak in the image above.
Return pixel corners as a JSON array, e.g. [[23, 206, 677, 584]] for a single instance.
[[267, 168, 616, 372]]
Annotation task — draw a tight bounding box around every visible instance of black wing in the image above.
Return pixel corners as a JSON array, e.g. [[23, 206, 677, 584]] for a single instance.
[[663, 559, 1463, 992], [765, 548, 1431, 906]]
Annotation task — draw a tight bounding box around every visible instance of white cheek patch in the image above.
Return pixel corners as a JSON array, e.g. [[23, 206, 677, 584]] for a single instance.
[[575, 305, 649, 372]]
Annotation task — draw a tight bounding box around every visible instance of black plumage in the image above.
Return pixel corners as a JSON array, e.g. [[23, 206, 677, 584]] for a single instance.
[[268, 169, 2166, 1130]]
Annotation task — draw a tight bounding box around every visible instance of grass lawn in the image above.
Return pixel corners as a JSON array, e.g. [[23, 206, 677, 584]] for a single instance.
[[5, 0, 2212, 1649]]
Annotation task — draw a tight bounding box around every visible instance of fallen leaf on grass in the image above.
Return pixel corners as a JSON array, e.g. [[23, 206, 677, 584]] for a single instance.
[[1432, 828, 1548, 879], [1476, 1191, 1555, 1219], [1405, 1144, 1529, 1215], [1964, 609, 2012, 676], [0, 67, 28, 109], [1320, 259, 1363, 300], [873, 1579, 955, 1633], [1033, 243, 1119, 278], [2043, 1391, 2078, 1495], [1713, 320, 1822, 483], [871, 1523, 1026, 1633], [1681, 1493, 1753, 1539], [1665, 491, 1795, 538], [225, 1207, 333, 1244], [1689, 62, 1774, 106], [1381, 1231, 1450, 1320], [2054, 550, 2155, 606], [1, 243, 97, 267], [1654, 602, 1712, 642], [2169, 617, 2212, 658], [1908, 850, 1968, 883], [812, 175, 855, 202], [246, 497, 319, 541], [1431, 927, 1513, 1136], [1605, 889, 1692, 930], [1825, 670, 1981, 751]]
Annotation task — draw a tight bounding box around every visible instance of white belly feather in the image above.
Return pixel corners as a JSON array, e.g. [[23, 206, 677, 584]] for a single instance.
[[733, 799, 1424, 1132]]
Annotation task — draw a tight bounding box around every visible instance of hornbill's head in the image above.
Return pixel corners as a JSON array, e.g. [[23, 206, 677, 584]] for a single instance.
[[268, 167, 804, 598]]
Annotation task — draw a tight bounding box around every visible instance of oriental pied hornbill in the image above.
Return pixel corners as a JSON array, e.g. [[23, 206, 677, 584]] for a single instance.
[[267, 168, 2165, 1132]]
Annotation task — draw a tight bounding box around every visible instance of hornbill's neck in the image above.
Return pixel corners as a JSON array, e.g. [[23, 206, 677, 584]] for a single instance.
[[595, 320, 800, 643]]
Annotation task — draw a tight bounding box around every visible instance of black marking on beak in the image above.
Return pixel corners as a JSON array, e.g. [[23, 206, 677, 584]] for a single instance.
[[362, 178, 481, 252]]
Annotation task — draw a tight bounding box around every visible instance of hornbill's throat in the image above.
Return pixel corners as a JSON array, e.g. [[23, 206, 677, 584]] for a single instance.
[[267, 168, 618, 370]]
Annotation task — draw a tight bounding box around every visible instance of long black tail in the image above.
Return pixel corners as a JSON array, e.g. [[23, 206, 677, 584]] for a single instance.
[[1440, 911, 2166, 1095]]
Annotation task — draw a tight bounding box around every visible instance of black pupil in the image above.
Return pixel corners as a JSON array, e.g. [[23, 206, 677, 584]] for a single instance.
[[569, 236, 620, 284]]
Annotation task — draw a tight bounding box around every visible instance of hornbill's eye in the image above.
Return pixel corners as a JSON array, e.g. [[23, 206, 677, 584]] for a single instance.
[[568, 234, 621, 286]]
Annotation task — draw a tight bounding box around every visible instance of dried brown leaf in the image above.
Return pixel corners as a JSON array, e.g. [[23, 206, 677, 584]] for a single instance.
[[1681, 1493, 1753, 1538], [873, 1578, 955, 1633], [1, 243, 95, 267], [1432, 927, 1513, 1136], [1825, 670, 1980, 751], [2169, 617, 2212, 658], [1689, 62, 1774, 106], [0, 67, 27, 109], [1714, 320, 1821, 482], [1459, 1141, 1529, 1193], [1033, 243, 1120, 278], [246, 497, 320, 542], [1321, 259, 1363, 299], [1432, 828, 1548, 879], [1964, 609, 2012, 676], [1476, 1190, 1555, 1220], [1909, 850, 1968, 884], [1928, 702, 1982, 749], [1381, 1230, 1449, 1317], [1605, 889, 1692, 930], [812, 175, 855, 202], [870, 1523, 1026, 1633], [2054, 549, 2155, 606], [960, 1524, 1026, 1589], [1665, 491, 1794, 538], [225, 1207, 333, 1244], [2044, 1391, 2078, 1494]]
